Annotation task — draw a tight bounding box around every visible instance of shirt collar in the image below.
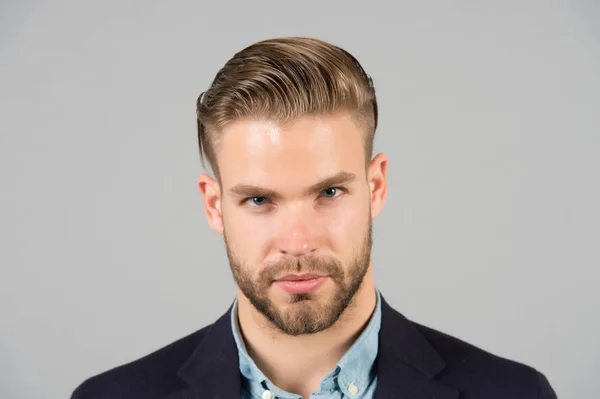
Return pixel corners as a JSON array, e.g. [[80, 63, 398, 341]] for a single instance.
[[230, 298, 268, 385], [335, 289, 381, 393], [231, 290, 382, 397]]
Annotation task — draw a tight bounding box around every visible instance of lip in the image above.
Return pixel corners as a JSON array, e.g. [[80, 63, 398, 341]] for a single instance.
[[274, 275, 328, 295], [277, 273, 326, 282]]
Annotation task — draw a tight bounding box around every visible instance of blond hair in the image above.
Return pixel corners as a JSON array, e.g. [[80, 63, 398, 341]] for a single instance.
[[196, 37, 378, 179]]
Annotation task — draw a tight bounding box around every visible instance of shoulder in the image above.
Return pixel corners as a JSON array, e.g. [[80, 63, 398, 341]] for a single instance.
[[413, 321, 556, 398], [70, 325, 211, 399]]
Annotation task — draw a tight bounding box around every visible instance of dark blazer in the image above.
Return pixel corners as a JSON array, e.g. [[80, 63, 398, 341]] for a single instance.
[[71, 296, 557, 399]]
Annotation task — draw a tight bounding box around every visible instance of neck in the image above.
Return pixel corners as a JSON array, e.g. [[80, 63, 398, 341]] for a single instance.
[[236, 265, 377, 397]]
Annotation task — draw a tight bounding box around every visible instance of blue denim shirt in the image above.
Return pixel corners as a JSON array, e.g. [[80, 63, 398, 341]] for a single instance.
[[231, 290, 381, 399]]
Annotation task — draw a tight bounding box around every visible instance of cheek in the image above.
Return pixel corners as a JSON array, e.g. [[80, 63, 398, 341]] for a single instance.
[[325, 210, 355, 238], [224, 207, 270, 254], [323, 199, 369, 247]]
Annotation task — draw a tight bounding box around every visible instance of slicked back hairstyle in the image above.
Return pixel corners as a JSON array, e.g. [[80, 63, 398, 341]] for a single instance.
[[196, 37, 378, 181]]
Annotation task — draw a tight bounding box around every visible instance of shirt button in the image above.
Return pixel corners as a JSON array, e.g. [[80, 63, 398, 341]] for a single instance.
[[348, 383, 359, 395], [262, 390, 275, 399]]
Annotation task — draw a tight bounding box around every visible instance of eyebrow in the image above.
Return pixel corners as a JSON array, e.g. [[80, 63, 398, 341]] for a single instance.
[[229, 171, 357, 199]]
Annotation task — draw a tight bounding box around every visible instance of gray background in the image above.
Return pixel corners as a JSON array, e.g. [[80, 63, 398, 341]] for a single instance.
[[1, 1, 599, 398]]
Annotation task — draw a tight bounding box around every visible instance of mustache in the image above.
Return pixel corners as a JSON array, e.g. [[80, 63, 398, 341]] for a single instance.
[[258, 256, 344, 283]]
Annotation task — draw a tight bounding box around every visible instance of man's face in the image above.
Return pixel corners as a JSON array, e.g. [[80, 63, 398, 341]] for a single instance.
[[208, 112, 382, 335]]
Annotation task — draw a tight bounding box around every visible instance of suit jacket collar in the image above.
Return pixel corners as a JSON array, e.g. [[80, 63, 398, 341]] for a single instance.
[[178, 295, 458, 399], [374, 296, 458, 399], [177, 303, 240, 399]]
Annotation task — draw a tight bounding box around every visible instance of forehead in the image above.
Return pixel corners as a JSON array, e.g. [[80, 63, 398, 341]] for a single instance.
[[216, 112, 366, 188]]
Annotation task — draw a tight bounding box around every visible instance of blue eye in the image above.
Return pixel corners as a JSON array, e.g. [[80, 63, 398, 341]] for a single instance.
[[322, 187, 338, 198], [242, 188, 343, 208], [248, 196, 269, 206]]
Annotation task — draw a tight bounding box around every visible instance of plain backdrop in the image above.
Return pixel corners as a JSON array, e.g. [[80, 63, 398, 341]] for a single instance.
[[1, 1, 599, 398]]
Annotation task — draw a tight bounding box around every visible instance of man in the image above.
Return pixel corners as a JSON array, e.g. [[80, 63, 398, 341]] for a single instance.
[[72, 37, 557, 399]]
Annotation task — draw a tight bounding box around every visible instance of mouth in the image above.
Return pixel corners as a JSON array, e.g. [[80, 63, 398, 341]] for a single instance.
[[277, 273, 326, 281], [274, 274, 329, 295]]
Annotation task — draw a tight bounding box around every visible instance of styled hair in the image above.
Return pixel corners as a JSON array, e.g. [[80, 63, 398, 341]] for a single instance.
[[196, 37, 378, 179]]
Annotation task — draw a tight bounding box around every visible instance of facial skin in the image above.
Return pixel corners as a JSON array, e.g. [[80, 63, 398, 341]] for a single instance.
[[198, 111, 387, 336]]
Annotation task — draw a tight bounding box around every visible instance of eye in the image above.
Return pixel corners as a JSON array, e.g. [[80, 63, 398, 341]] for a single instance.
[[321, 187, 343, 198], [244, 196, 270, 206]]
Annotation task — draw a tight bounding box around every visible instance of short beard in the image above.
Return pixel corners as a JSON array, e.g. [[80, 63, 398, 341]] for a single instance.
[[224, 221, 372, 336]]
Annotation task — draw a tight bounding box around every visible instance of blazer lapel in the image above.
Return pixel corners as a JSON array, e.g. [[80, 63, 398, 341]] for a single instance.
[[375, 296, 459, 399], [176, 296, 459, 399], [177, 304, 242, 399]]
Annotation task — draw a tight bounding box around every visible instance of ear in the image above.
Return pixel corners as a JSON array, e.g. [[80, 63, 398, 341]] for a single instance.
[[198, 173, 224, 234], [368, 153, 388, 220]]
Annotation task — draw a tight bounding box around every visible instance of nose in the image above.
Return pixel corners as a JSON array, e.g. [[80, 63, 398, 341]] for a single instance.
[[277, 206, 319, 257]]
